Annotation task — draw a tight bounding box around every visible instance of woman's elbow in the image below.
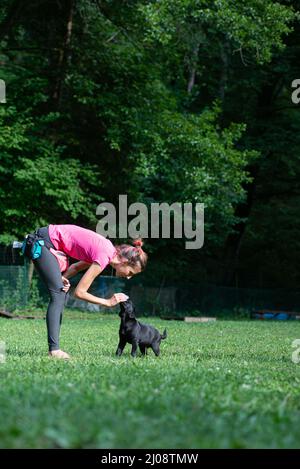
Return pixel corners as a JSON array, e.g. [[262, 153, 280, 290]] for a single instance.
[[74, 288, 85, 299]]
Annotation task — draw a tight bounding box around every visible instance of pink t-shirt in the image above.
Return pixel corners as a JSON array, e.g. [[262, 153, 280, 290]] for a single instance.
[[48, 224, 116, 270]]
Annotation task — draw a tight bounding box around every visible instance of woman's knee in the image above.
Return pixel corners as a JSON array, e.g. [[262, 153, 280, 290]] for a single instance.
[[48, 287, 66, 303]]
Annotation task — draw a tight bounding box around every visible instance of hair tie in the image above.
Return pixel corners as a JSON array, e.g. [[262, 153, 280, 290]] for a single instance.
[[133, 239, 143, 248]]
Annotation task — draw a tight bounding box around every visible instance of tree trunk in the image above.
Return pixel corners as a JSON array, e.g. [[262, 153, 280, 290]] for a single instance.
[[219, 40, 230, 101], [52, 0, 74, 107], [187, 42, 200, 94], [221, 77, 279, 286], [28, 260, 34, 286], [221, 164, 260, 285]]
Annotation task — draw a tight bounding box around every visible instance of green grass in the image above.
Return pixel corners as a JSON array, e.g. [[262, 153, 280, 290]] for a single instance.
[[1, 311, 300, 448]]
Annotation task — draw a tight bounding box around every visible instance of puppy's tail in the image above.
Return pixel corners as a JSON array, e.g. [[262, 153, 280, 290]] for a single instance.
[[160, 328, 167, 340]]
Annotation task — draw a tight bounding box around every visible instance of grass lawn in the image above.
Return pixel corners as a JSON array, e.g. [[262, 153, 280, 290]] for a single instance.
[[1, 310, 300, 448]]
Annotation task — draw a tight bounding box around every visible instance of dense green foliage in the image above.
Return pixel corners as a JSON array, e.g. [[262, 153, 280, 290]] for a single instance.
[[1, 313, 300, 448], [0, 0, 299, 287]]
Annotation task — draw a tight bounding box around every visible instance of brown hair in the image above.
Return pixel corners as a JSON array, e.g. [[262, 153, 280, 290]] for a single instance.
[[115, 238, 148, 271]]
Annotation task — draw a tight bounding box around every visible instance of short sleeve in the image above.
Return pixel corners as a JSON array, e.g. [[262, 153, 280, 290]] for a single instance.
[[91, 237, 116, 270]]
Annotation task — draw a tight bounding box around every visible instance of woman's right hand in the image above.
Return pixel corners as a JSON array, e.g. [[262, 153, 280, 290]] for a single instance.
[[107, 293, 129, 307], [62, 276, 71, 292]]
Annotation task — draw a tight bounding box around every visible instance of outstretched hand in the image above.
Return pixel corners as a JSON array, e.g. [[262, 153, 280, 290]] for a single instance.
[[108, 293, 129, 307]]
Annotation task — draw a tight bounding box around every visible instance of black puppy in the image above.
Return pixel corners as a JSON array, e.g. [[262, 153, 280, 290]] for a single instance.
[[116, 299, 167, 357]]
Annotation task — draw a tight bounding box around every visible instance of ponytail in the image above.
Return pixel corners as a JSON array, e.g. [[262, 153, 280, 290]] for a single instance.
[[115, 238, 148, 270]]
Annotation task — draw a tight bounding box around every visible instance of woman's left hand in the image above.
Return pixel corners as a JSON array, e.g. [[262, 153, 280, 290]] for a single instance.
[[62, 276, 71, 292]]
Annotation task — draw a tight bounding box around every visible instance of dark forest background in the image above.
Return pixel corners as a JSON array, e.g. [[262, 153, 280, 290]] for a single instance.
[[1, 0, 300, 289]]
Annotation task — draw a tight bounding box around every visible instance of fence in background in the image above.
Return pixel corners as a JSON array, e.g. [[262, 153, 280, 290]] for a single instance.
[[1, 243, 300, 317], [0, 265, 29, 310], [1, 265, 300, 317]]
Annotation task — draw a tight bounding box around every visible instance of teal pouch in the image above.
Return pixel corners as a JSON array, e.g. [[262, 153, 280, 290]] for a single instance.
[[21, 234, 45, 260], [31, 239, 44, 259]]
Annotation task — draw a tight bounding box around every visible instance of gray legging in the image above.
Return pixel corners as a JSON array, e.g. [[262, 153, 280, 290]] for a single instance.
[[32, 226, 68, 351]]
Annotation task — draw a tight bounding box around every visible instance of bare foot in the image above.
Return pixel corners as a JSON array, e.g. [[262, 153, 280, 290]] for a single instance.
[[48, 349, 70, 360]]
